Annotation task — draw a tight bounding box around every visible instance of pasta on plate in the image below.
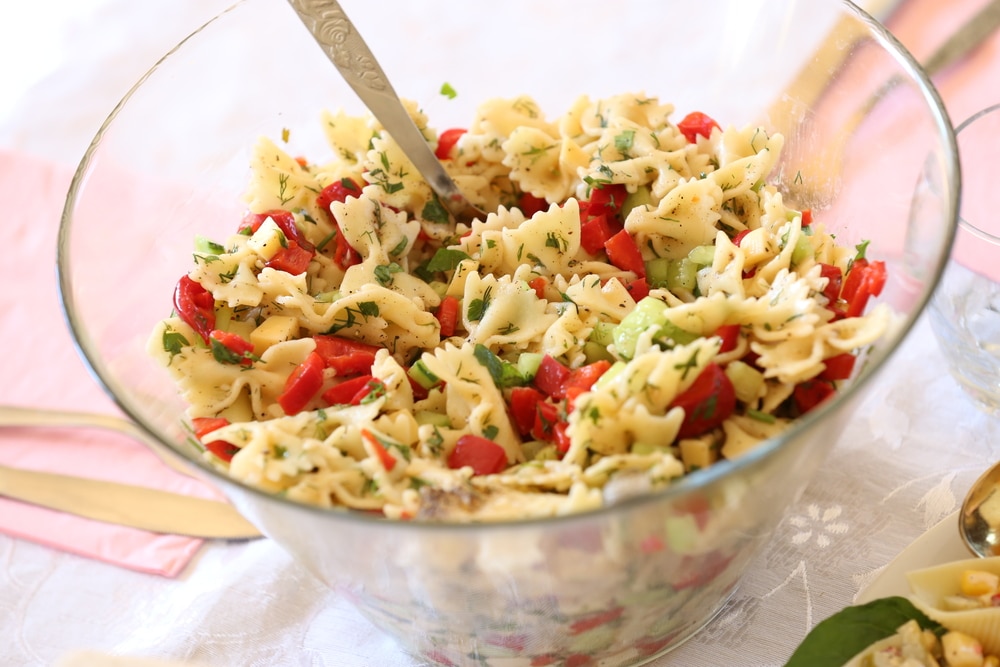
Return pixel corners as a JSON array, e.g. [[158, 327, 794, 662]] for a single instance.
[[149, 93, 890, 521]]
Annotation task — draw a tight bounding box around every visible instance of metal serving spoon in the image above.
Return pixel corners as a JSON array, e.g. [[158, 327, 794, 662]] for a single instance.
[[286, 0, 485, 220], [959, 460, 1000, 557]]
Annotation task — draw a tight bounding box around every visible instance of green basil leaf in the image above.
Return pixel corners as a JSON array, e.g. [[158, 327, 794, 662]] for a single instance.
[[784, 596, 944, 667]]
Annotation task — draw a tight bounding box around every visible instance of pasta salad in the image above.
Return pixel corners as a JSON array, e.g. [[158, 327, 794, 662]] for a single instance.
[[149, 93, 890, 521]]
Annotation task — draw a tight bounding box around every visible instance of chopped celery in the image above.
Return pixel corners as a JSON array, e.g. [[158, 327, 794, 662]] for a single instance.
[[613, 297, 666, 359], [631, 441, 669, 455], [583, 341, 615, 364], [429, 280, 449, 298], [594, 360, 627, 389], [724, 360, 764, 404], [622, 184, 653, 218], [613, 296, 699, 359], [666, 257, 698, 291], [214, 305, 233, 332], [314, 290, 340, 303], [194, 235, 225, 255], [415, 410, 451, 427], [408, 359, 441, 389], [645, 257, 671, 288], [687, 244, 715, 266], [665, 514, 700, 554], [516, 352, 543, 379], [521, 440, 551, 460], [588, 321, 616, 347], [791, 233, 814, 265]]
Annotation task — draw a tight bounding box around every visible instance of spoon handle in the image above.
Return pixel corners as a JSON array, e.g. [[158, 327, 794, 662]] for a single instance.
[[286, 0, 475, 216], [0, 405, 195, 479]]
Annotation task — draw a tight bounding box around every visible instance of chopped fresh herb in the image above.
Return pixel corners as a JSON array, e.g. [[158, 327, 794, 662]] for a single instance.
[[440, 82, 458, 99], [747, 409, 776, 424], [614, 129, 636, 155], [426, 248, 470, 273], [373, 263, 403, 286], [281, 127, 290, 143], [467, 286, 493, 322], [162, 326, 189, 362], [473, 344, 527, 388], [421, 195, 450, 224], [482, 424, 499, 440]]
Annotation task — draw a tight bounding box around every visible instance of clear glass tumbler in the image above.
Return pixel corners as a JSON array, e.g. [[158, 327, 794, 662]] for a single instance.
[[930, 104, 1000, 411]]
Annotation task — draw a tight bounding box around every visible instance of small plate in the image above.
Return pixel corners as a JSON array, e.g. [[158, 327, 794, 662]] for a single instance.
[[856, 511, 972, 604]]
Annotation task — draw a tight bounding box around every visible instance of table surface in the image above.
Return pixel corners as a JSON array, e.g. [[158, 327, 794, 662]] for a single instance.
[[3, 1, 1000, 666]]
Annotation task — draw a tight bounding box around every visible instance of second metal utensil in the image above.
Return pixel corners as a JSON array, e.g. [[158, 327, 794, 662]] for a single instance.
[[287, 0, 485, 220]]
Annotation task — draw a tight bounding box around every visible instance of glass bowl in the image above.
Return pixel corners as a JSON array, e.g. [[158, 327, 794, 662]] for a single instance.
[[58, 0, 958, 664]]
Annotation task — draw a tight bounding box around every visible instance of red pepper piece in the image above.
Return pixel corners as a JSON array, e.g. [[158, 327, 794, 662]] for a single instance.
[[204, 440, 240, 462], [569, 606, 625, 635], [434, 128, 466, 160], [209, 329, 255, 366], [360, 428, 397, 471], [564, 360, 611, 394], [531, 400, 560, 442], [316, 179, 364, 270], [277, 352, 325, 415], [517, 192, 548, 217], [241, 209, 314, 252], [586, 183, 628, 219], [793, 379, 835, 413], [669, 363, 736, 439], [580, 213, 615, 255], [626, 277, 650, 302], [714, 324, 741, 354], [840, 258, 869, 303], [554, 421, 572, 454], [677, 111, 720, 143], [604, 229, 647, 277], [801, 209, 813, 226], [192, 416, 230, 439], [819, 353, 856, 381], [313, 335, 380, 376], [732, 229, 750, 246], [509, 386, 545, 436], [845, 260, 887, 318], [173, 275, 216, 344], [672, 550, 734, 590], [446, 434, 508, 475], [321, 374, 376, 405], [818, 263, 843, 305], [528, 276, 547, 300], [265, 239, 315, 275], [533, 355, 572, 399], [316, 178, 363, 213], [435, 295, 460, 338]]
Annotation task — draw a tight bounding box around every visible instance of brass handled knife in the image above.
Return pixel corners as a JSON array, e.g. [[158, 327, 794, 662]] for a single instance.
[[0, 463, 262, 540]]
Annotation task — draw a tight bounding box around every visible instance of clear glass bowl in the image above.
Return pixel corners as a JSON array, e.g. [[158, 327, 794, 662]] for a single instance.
[[58, 0, 958, 664]]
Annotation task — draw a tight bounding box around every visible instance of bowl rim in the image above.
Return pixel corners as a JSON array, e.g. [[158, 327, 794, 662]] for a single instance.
[[55, 0, 960, 531]]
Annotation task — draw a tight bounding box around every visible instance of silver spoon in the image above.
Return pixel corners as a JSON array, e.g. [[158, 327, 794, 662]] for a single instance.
[[286, 0, 485, 220], [959, 460, 1000, 557]]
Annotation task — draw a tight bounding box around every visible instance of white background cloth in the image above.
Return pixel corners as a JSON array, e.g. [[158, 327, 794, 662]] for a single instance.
[[3, 1, 1000, 665]]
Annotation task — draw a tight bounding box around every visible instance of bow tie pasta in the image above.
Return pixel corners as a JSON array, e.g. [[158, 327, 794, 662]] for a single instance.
[[149, 93, 890, 522]]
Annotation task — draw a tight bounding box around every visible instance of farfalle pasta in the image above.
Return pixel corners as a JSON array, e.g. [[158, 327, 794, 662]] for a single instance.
[[149, 92, 890, 521]]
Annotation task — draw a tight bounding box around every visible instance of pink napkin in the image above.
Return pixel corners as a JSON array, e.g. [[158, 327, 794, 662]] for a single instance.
[[0, 149, 227, 577]]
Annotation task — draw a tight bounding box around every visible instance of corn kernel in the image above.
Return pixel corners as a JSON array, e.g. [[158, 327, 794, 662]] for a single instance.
[[942, 631, 985, 667], [960, 569, 1000, 597]]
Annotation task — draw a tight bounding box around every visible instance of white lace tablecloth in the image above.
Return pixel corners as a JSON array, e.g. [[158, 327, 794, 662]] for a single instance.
[[3, 1, 999, 665]]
